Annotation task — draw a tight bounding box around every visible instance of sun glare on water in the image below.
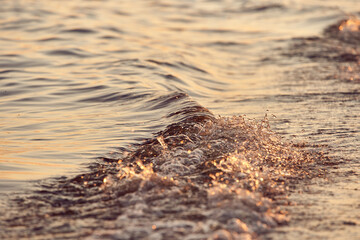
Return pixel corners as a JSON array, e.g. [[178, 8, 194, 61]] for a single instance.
[[339, 18, 360, 32]]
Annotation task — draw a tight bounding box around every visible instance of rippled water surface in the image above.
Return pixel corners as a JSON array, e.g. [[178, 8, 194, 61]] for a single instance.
[[0, 0, 359, 239]]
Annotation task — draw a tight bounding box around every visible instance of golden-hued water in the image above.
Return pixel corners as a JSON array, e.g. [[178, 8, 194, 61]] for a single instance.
[[0, 0, 359, 239]]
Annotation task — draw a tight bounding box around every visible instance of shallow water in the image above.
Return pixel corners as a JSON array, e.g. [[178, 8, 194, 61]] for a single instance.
[[0, 0, 359, 239]]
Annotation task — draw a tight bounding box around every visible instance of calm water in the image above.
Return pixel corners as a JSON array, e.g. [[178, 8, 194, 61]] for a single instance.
[[0, 0, 359, 239]]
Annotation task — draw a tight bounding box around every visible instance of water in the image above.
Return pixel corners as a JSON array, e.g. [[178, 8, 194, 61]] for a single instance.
[[0, 0, 359, 239]]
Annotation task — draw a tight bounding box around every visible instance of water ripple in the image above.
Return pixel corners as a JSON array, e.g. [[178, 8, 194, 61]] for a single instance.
[[61, 28, 97, 34], [45, 49, 91, 58]]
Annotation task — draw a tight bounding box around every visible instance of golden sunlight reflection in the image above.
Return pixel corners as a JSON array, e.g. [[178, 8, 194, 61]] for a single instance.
[[0, 109, 120, 180], [339, 18, 360, 31]]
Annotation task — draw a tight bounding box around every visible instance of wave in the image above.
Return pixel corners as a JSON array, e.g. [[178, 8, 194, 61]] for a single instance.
[[286, 17, 360, 83], [0, 108, 329, 239]]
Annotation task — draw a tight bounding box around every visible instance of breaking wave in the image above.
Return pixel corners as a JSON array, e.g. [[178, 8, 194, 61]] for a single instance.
[[0, 110, 328, 239]]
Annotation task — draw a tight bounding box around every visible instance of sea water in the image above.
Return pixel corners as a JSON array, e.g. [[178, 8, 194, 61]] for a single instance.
[[0, 0, 359, 239]]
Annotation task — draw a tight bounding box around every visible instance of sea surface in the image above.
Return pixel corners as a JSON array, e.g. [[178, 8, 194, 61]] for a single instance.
[[0, 0, 359, 239]]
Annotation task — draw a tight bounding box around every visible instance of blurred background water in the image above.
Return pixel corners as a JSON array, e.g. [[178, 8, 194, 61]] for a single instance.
[[0, 0, 359, 205]]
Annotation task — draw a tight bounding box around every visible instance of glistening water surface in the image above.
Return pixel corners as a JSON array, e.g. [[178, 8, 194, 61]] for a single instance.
[[0, 0, 359, 239]]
